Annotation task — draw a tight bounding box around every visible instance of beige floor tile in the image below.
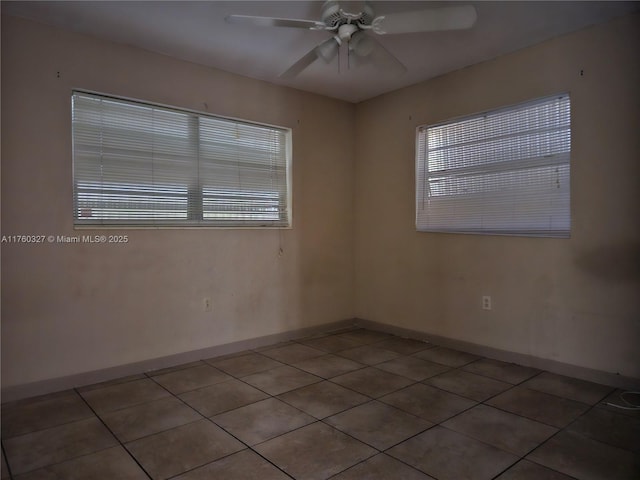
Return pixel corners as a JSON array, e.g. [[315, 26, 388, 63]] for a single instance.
[[151, 364, 231, 395], [443, 404, 557, 456], [206, 352, 284, 377], [79, 378, 171, 414], [255, 422, 376, 480], [527, 430, 640, 480], [292, 354, 364, 378], [13, 446, 148, 480], [521, 372, 614, 405], [325, 400, 432, 450], [376, 356, 451, 381], [494, 459, 576, 480], [277, 381, 369, 419], [388, 426, 518, 480], [2, 451, 10, 479], [1, 390, 94, 439], [380, 383, 475, 423], [331, 367, 414, 398], [337, 345, 400, 365], [100, 396, 202, 442], [4, 418, 117, 476], [212, 397, 315, 445], [241, 365, 321, 396], [462, 358, 540, 384], [331, 454, 435, 479], [179, 378, 269, 417], [125, 419, 244, 480], [173, 449, 290, 479], [568, 406, 640, 452], [374, 337, 433, 355], [486, 386, 590, 428], [424, 369, 511, 401]]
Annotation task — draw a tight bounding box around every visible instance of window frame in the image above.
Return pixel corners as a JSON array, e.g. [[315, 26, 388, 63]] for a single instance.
[[415, 93, 571, 238], [72, 90, 292, 229]]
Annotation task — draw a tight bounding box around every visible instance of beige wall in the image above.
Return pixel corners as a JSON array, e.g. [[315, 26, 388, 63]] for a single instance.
[[1, 16, 355, 388], [3, 12, 639, 393], [355, 14, 640, 378]]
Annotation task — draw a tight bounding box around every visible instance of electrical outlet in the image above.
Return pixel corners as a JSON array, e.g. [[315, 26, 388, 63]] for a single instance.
[[482, 295, 492, 310], [203, 297, 212, 312]]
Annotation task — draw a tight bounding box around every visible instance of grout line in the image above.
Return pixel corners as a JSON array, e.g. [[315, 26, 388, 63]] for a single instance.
[[145, 366, 300, 479], [167, 339, 431, 477], [4, 330, 633, 479], [550, 394, 637, 452], [1, 442, 14, 480], [508, 426, 582, 480], [1, 415, 141, 476], [480, 384, 595, 430], [74, 387, 155, 479]]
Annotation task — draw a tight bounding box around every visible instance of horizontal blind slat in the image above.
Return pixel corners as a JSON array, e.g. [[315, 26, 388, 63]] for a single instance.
[[72, 91, 291, 227], [416, 94, 571, 237]]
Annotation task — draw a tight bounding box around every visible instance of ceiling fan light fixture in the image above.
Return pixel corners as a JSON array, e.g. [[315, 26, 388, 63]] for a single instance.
[[315, 38, 339, 63], [338, 23, 358, 41], [350, 31, 374, 57]]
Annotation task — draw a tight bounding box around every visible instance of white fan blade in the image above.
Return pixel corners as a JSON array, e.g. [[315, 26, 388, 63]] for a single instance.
[[350, 32, 406, 75], [280, 38, 339, 79], [225, 15, 325, 30], [372, 5, 477, 35]]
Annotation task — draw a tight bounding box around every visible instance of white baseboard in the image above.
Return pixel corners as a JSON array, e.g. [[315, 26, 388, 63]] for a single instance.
[[3, 316, 637, 403], [1, 319, 357, 403], [355, 318, 640, 391]]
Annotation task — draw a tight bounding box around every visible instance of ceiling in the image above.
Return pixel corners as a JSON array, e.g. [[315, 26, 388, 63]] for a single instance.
[[3, 1, 639, 103]]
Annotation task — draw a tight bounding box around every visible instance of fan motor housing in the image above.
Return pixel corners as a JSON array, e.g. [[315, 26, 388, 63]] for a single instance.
[[321, 1, 375, 28], [321, 1, 342, 27]]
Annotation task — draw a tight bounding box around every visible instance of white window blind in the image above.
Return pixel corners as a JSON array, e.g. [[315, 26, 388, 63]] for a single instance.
[[72, 91, 291, 227], [416, 94, 571, 237]]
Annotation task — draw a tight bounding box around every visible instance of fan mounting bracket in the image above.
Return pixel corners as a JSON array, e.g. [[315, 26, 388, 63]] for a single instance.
[[321, 1, 375, 29]]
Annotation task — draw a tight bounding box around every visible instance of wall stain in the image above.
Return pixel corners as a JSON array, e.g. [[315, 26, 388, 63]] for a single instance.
[[574, 243, 640, 282]]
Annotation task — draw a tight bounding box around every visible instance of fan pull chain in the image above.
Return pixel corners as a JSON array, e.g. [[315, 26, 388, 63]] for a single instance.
[[347, 43, 351, 71]]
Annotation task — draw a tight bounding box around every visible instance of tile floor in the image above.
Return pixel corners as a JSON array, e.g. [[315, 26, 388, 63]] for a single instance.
[[2, 328, 639, 480]]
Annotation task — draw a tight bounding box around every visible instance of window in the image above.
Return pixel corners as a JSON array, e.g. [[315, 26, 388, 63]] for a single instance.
[[72, 91, 291, 227], [416, 94, 571, 237]]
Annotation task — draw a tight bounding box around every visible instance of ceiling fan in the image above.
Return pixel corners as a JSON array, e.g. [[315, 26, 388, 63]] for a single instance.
[[225, 1, 477, 78]]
